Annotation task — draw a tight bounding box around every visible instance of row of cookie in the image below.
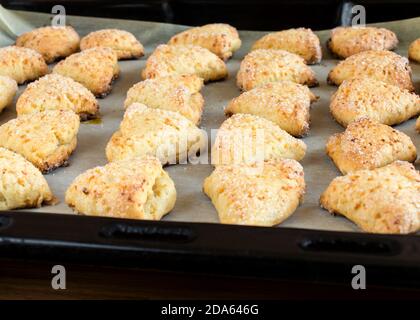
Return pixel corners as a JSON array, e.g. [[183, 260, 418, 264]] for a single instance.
[[0, 45, 117, 97], [205, 157, 419, 234], [4, 24, 417, 104], [203, 108, 418, 234], [0, 104, 416, 234], [203, 120, 418, 234], [0, 72, 206, 175], [13, 23, 420, 65], [1, 24, 235, 99], [15, 26, 144, 63], [3, 39, 419, 136], [0, 143, 175, 223], [203, 78, 419, 233], [1, 140, 417, 235], [0, 26, 229, 99], [0, 26, 144, 99], [1, 45, 417, 128]]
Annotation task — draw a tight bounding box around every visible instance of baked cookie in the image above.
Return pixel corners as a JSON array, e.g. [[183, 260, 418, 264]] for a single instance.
[[211, 114, 306, 166], [80, 29, 144, 60], [124, 74, 204, 125], [65, 156, 176, 220], [203, 159, 305, 226], [0, 110, 80, 173], [327, 50, 414, 91], [320, 161, 420, 234], [53, 47, 119, 97], [417, 116, 420, 132], [142, 44, 228, 82], [326, 118, 417, 174], [330, 77, 420, 127], [0, 148, 56, 210], [16, 74, 99, 120], [236, 49, 318, 91], [252, 28, 322, 64], [16, 26, 80, 63], [328, 26, 398, 59], [106, 103, 205, 165], [225, 81, 317, 137], [168, 23, 241, 60], [0, 76, 17, 114], [0, 46, 48, 84], [408, 38, 420, 62]]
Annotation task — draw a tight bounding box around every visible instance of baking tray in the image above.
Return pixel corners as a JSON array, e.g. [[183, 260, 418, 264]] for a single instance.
[[0, 9, 419, 287]]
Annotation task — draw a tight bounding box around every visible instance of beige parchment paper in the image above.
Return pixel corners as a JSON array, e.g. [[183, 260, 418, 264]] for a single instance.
[[0, 7, 418, 232]]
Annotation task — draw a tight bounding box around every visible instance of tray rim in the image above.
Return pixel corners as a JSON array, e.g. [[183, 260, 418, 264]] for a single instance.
[[1, 211, 419, 288]]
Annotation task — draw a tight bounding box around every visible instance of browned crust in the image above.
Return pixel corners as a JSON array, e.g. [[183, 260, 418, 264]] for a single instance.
[[95, 73, 120, 98], [39, 137, 77, 173]]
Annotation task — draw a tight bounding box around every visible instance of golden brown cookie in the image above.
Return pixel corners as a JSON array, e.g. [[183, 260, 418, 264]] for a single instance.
[[65, 156, 176, 220], [330, 77, 420, 127], [53, 47, 119, 97], [203, 159, 305, 226], [16, 74, 99, 120], [124, 74, 204, 125], [0, 46, 48, 84], [142, 44, 228, 82], [417, 116, 420, 133], [252, 28, 322, 64], [106, 103, 205, 165], [168, 23, 241, 60], [320, 161, 420, 234], [0, 147, 56, 210], [327, 50, 414, 91], [326, 118, 417, 174], [328, 26, 398, 59], [236, 49, 318, 91], [408, 38, 420, 62], [0, 76, 17, 114], [225, 81, 317, 137], [0, 110, 80, 173], [16, 26, 80, 63], [211, 113, 306, 166], [80, 29, 144, 60]]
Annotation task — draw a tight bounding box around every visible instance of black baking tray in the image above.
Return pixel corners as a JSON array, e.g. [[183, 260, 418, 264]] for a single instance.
[[0, 5, 419, 290], [0, 211, 419, 288]]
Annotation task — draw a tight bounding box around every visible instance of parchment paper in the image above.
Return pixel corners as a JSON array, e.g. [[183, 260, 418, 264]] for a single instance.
[[0, 8, 418, 232]]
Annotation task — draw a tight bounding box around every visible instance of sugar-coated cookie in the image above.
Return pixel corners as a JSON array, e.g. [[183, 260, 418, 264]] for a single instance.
[[168, 23, 241, 60], [106, 103, 205, 165], [326, 118, 417, 174], [211, 113, 306, 166], [65, 156, 176, 220], [204, 159, 305, 226], [0, 46, 48, 84], [16, 26, 80, 63], [237, 49, 318, 91], [252, 28, 322, 64], [16, 74, 99, 120], [225, 81, 317, 137], [0, 110, 80, 173], [124, 74, 204, 125], [328, 26, 398, 59], [53, 47, 119, 97], [330, 77, 420, 127], [327, 50, 414, 91], [320, 161, 420, 234], [142, 44, 228, 82], [80, 29, 144, 60], [0, 148, 56, 210]]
